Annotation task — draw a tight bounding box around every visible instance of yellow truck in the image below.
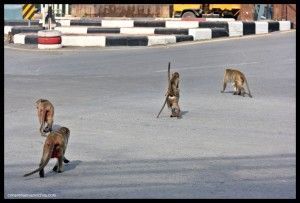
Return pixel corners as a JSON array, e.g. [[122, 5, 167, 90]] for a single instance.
[[173, 4, 241, 19]]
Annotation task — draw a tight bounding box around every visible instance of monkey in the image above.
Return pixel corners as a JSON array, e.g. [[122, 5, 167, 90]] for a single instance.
[[157, 62, 181, 118], [36, 99, 54, 137], [24, 127, 70, 178], [220, 68, 252, 98]]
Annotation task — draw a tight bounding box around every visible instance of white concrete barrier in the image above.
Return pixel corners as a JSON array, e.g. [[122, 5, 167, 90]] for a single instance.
[[38, 44, 63, 49], [120, 27, 155, 35], [147, 35, 176, 46], [58, 19, 71, 26], [188, 28, 212, 40], [55, 26, 88, 34], [255, 21, 268, 34], [61, 35, 106, 47], [165, 21, 199, 28], [13, 33, 25, 44], [102, 20, 134, 28], [279, 21, 291, 31], [4, 26, 12, 34], [228, 21, 243, 37]]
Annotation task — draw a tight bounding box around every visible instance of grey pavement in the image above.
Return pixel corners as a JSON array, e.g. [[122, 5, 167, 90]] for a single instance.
[[4, 31, 296, 198]]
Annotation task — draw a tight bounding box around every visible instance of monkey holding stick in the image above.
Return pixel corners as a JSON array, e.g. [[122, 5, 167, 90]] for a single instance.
[[157, 62, 181, 118]]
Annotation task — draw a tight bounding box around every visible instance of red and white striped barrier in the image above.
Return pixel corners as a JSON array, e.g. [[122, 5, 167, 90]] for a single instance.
[[37, 30, 62, 49]]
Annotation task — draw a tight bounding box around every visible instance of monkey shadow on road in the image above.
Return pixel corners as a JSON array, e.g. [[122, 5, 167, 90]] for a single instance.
[[221, 91, 252, 97], [64, 160, 82, 172], [180, 111, 189, 116], [45, 160, 82, 177]]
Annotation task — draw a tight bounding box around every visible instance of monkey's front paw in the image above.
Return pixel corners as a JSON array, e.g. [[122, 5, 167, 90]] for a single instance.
[[57, 170, 63, 173]]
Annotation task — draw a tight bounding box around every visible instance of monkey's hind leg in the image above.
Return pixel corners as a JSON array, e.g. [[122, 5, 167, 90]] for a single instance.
[[53, 158, 69, 172], [221, 81, 227, 93]]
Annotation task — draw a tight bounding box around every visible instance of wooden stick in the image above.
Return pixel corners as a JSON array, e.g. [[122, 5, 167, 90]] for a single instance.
[[156, 62, 171, 118]]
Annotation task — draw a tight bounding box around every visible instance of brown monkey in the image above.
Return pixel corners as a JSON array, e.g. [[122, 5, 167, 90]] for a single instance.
[[157, 62, 181, 118], [24, 127, 70, 178], [221, 68, 252, 98], [36, 99, 54, 137]]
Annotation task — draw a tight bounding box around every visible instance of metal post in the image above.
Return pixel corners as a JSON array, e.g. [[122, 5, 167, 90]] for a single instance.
[[28, 20, 31, 27]]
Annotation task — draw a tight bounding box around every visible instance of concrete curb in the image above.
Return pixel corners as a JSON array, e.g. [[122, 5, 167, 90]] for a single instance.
[[5, 20, 291, 35], [10, 21, 291, 47]]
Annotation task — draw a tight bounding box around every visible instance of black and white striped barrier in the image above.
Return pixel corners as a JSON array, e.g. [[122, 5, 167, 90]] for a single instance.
[[57, 18, 234, 27], [5, 20, 291, 36], [53, 21, 291, 37], [11, 21, 292, 47]]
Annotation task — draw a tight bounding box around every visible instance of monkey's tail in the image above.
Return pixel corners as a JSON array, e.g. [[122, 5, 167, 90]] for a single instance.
[[23, 143, 54, 177], [244, 77, 253, 98], [156, 97, 168, 118]]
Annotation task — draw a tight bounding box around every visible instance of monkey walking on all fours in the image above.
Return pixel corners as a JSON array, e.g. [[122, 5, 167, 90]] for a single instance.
[[220, 68, 253, 98], [24, 127, 70, 178]]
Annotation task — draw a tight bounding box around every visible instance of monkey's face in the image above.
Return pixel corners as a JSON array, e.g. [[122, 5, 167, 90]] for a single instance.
[[172, 72, 179, 79], [59, 127, 70, 138]]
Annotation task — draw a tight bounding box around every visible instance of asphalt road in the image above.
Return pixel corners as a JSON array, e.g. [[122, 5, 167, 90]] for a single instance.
[[4, 31, 296, 199]]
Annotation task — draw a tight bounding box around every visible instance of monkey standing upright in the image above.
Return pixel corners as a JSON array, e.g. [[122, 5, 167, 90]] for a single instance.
[[157, 62, 181, 118], [36, 99, 54, 137], [221, 68, 252, 98], [24, 127, 70, 178]]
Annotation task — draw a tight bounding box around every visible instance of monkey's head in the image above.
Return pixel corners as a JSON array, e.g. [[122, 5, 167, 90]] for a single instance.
[[172, 72, 180, 79], [36, 98, 47, 104], [59, 127, 70, 137]]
